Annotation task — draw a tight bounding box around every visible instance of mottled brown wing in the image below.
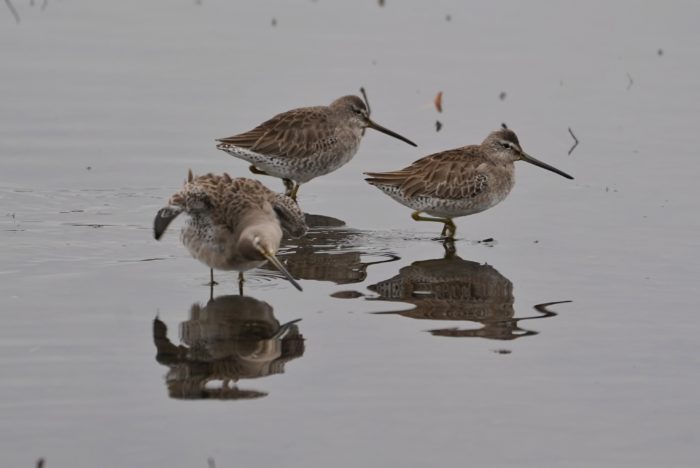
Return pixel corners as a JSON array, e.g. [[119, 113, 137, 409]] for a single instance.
[[216, 106, 333, 159], [365, 146, 489, 200], [179, 173, 266, 232]]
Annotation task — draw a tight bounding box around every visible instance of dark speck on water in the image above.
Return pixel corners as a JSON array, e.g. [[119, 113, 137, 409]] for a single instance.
[[330, 290, 364, 299], [499, 91, 507, 100], [435, 120, 442, 132]]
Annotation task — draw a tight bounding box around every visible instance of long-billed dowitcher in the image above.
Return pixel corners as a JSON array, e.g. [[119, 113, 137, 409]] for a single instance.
[[216, 95, 417, 201], [154, 170, 306, 293], [365, 126, 573, 239]]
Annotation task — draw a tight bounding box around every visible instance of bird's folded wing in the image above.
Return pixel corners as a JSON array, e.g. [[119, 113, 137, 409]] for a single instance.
[[217, 107, 330, 159]]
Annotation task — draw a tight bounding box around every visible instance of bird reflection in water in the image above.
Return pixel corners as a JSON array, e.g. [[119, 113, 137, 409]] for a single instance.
[[261, 213, 400, 285], [153, 295, 304, 400], [368, 244, 570, 340]]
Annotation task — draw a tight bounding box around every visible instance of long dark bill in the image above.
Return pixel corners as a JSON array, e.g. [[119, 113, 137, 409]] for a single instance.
[[366, 119, 417, 147], [520, 152, 574, 180], [264, 253, 303, 292]]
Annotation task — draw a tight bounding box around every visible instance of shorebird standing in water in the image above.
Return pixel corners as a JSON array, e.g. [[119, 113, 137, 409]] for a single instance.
[[216, 94, 417, 201], [154, 170, 306, 294], [365, 126, 573, 239]]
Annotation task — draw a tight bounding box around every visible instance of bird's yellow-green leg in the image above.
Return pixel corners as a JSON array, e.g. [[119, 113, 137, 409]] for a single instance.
[[238, 272, 245, 296], [285, 181, 300, 201], [249, 165, 270, 176], [440, 220, 457, 239], [411, 211, 456, 239]]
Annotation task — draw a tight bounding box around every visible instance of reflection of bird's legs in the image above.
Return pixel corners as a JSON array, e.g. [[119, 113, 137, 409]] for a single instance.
[[238, 272, 245, 296], [412, 211, 456, 239], [442, 238, 457, 258]]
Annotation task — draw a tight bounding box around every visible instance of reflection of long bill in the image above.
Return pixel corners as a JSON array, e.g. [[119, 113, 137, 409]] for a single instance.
[[520, 151, 574, 180], [366, 118, 417, 147], [264, 253, 303, 291]]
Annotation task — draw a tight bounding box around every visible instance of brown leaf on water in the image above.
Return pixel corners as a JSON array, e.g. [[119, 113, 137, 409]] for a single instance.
[[434, 91, 443, 113]]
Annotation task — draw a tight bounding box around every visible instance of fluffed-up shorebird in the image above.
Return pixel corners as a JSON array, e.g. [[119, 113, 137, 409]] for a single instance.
[[154, 170, 306, 293], [365, 126, 573, 239], [216, 95, 417, 201]]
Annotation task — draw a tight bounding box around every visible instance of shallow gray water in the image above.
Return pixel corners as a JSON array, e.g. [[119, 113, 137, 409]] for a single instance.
[[2, 1, 700, 467]]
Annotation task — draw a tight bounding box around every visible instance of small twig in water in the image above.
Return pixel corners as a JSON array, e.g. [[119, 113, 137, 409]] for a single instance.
[[4, 0, 20, 23], [626, 72, 634, 90], [359, 87, 371, 136], [359, 87, 371, 117], [567, 127, 579, 155]]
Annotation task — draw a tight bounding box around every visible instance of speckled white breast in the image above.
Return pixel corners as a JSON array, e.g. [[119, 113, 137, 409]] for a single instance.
[[219, 143, 360, 184], [374, 184, 512, 218], [181, 219, 264, 272]]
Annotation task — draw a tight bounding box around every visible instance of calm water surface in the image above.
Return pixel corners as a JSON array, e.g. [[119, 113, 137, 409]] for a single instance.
[[2, 1, 700, 467]]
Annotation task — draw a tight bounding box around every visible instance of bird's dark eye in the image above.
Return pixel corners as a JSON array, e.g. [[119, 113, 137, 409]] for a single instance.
[[352, 107, 363, 114], [500, 142, 511, 149]]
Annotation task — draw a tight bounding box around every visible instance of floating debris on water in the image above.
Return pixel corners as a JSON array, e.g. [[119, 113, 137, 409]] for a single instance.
[[435, 120, 442, 132], [657, 48, 664, 56], [493, 349, 512, 355], [626, 72, 634, 90], [445, 14, 451, 22], [330, 291, 364, 299], [434, 91, 443, 113], [567, 127, 579, 155], [499, 91, 507, 101], [271, 17, 277, 26]]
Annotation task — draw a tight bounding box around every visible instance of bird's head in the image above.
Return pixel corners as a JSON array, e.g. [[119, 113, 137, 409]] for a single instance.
[[483, 126, 573, 180], [330, 95, 417, 147], [238, 225, 302, 292]]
